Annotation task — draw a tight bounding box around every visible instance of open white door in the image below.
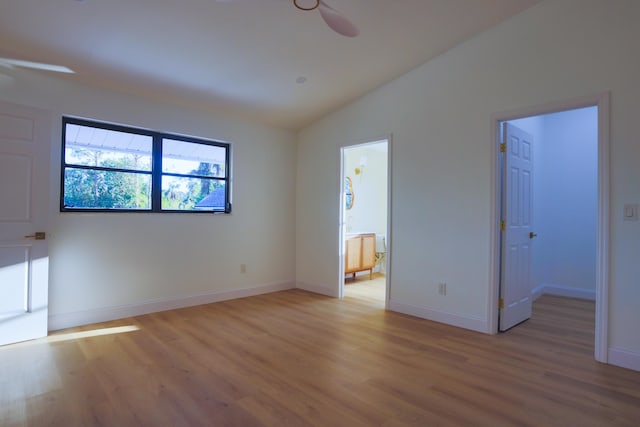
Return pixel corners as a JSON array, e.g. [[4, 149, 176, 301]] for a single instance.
[[0, 101, 51, 346], [499, 123, 535, 331]]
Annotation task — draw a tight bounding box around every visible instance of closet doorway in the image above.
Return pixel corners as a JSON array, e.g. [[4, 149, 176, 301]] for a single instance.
[[339, 138, 390, 307], [490, 93, 610, 362]]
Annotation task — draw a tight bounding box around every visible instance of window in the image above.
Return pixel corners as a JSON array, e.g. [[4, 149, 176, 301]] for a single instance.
[[61, 117, 231, 213]]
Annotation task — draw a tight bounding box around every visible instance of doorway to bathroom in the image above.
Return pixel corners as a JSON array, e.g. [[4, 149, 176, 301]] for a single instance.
[[339, 138, 390, 307]]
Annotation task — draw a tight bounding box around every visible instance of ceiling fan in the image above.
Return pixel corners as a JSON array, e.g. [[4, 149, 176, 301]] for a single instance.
[[0, 57, 74, 74], [218, 0, 359, 37]]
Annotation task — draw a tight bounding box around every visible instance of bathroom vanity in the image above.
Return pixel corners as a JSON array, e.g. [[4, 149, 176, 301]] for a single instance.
[[344, 233, 376, 280]]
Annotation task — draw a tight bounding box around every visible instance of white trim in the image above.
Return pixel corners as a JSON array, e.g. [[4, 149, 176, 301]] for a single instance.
[[338, 145, 346, 300], [532, 284, 596, 301], [389, 300, 488, 333], [608, 347, 640, 372], [595, 94, 610, 363], [296, 281, 338, 297], [531, 286, 544, 301], [337, 135, 392, 309], [48, 281, 295, 331], [488, 104, 500, 334], [488, 92, 610, 363], [385, 135, 393, 311]]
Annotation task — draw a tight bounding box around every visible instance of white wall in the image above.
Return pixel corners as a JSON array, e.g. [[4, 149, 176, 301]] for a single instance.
[[344, 143, 387, 236], [296, 0, 640, 364], [512, 108, 598, 299], [0, 67, 296, 326]]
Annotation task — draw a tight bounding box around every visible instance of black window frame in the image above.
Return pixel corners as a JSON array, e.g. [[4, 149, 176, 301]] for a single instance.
[[61, 117, 231, 214]]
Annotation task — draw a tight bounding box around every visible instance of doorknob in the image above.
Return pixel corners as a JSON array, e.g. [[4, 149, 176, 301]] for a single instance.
[[529, 232, 538, 239], [24, 232, 46, 240]]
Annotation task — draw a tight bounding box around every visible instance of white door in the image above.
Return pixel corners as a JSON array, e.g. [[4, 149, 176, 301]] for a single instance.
[[0, 101, 51, 346], [499, 123, 535, 331]]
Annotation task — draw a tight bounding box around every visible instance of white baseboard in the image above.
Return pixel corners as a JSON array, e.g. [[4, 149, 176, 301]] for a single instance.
[[532, 284, 596, 301], [608, 347, 640, 372], [296, 281, 338, 297], [48, 281, 295, 331], [388, 300, 488, 333], [531, 285, 544, 301]]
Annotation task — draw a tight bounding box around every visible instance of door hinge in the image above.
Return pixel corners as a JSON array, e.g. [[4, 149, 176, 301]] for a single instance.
[[499, 298, 504, 309], [499, 142, 506, 153], [24, 232, 46, 240], [500, 220, 506, 231]]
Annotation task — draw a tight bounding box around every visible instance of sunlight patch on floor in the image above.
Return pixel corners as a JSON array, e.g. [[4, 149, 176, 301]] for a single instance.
[[46, 325, 140, 343], [8, 325, 141, 347]]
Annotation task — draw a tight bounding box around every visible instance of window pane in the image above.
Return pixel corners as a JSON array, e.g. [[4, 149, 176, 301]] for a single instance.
[[162, 139, 226, 177], [162, 176, 226, 211], [64, 167, 151, 209], [65, 123, 152, 171]]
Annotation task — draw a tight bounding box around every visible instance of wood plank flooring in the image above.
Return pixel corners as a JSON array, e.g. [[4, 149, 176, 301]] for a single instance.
[[1, 292, 639, 426], [344, 273, 386, 306]]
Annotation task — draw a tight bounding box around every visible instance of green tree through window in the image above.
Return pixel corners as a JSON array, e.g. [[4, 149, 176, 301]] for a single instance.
[[64, 149, 151, 209]]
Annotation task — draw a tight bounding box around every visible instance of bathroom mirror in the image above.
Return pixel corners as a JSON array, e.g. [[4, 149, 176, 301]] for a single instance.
[[345, 176, 354, 210]]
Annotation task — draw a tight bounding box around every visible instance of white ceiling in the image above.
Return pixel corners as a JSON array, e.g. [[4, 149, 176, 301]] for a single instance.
[[0, 0, 541, 129]]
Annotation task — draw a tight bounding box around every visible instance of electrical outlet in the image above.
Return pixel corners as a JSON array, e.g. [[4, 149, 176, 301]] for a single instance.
[[240, 264, 247, 273], [438, 282, 447, 296], [624, 204, 638, 221]]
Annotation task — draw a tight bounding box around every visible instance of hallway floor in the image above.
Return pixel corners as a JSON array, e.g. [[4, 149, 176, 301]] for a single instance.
[[344, 272, 386, 307]]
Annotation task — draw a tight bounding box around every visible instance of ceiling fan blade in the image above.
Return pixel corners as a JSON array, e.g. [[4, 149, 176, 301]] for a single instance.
[[318, 1, 358, 37], [218, 0, 359, 37], [0, 57, 74, 73]]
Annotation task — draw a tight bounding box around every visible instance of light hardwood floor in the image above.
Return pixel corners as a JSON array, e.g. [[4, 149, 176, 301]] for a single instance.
[[1, 291, 639, 426], [344, 272, 386, 305]]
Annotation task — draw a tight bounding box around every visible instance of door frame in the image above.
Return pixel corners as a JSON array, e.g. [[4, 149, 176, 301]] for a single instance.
[[488, 93, 610, 363], [338, 135, 392, 309]]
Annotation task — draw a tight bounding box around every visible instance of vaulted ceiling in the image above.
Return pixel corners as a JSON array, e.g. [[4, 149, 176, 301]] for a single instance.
[[0, 0, 541, 129]]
